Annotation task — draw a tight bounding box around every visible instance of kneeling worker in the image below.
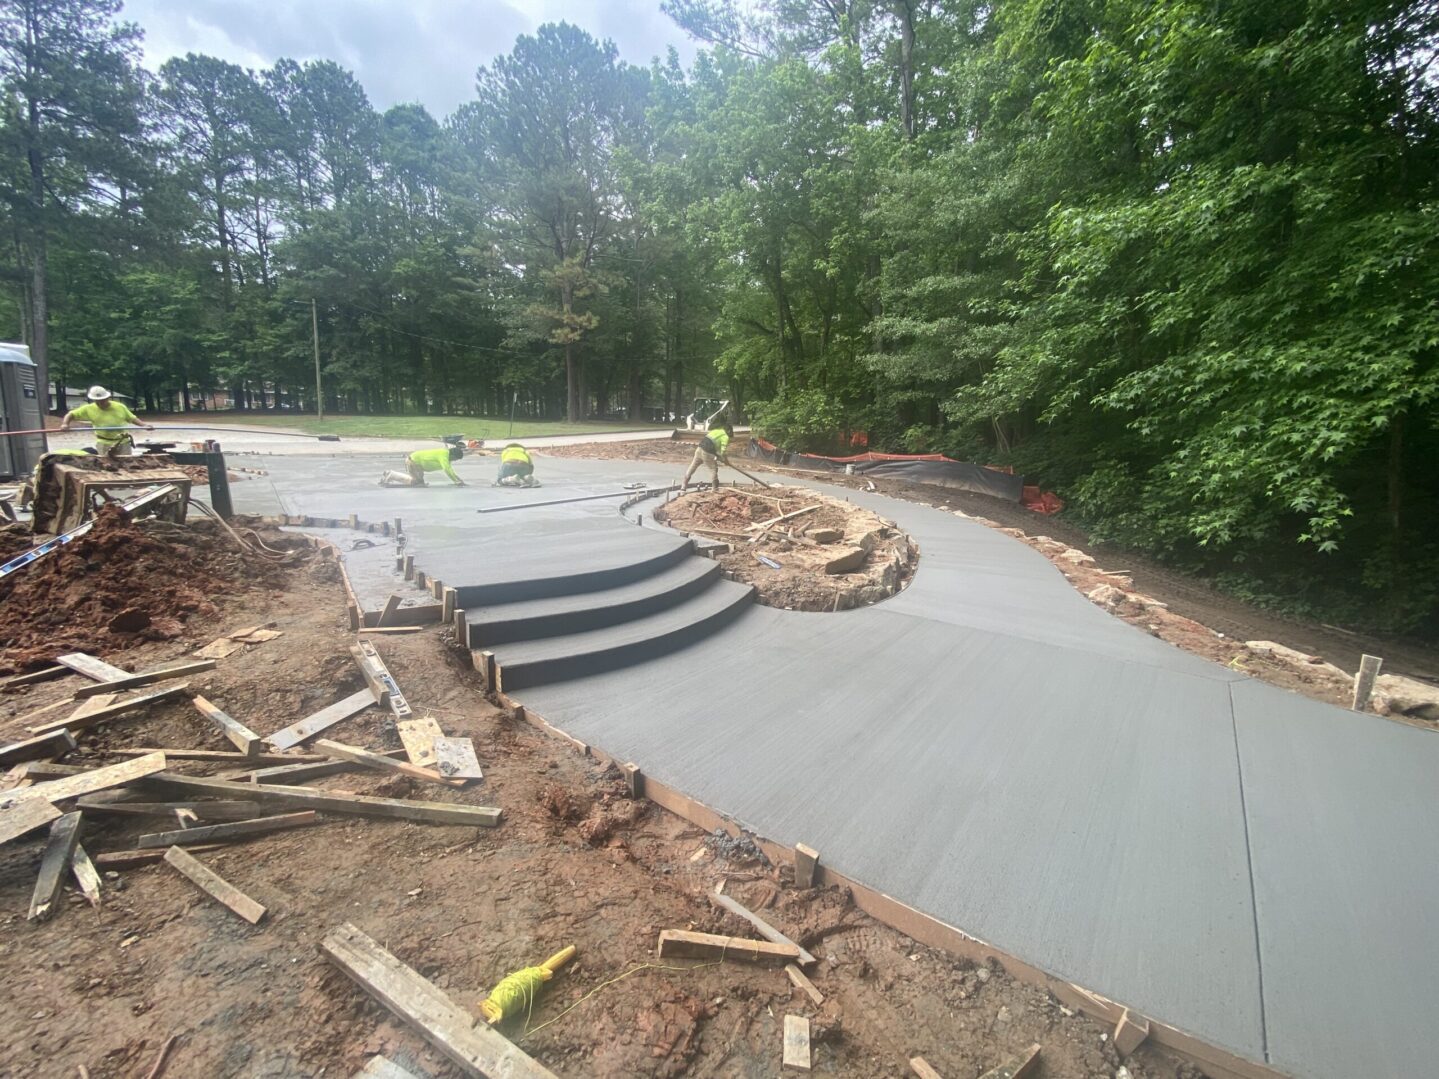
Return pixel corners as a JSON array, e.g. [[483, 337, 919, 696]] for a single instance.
[[380, 445, 466, 487], [494, 443, 538, 487], [681, 421, 733, 493]]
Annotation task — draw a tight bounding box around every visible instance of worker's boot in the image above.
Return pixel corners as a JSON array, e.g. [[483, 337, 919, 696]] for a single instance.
[[522, 475, 539, 488]]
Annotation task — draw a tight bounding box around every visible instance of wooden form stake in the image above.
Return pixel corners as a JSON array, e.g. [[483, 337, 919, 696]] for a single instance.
[[786, 963, 824, 1005], [1114, 1008, 1151, 1056], [163, 846, 267, 924], [1352, 654, 1383, 711], [71, 843, 103, 907], [321, 923, 557, 1078], [794, 843, 820, 888], [192, 695, 263, 756], [28, 811, 83, 920]]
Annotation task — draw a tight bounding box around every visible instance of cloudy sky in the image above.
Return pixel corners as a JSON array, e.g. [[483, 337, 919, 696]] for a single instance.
[[119, 0, 698, 119]]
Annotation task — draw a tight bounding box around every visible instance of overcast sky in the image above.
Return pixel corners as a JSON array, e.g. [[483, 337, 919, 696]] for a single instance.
[[119, 0, 697, 119]]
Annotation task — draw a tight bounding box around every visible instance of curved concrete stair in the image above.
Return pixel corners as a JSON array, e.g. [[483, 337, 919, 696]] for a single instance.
[[465, 557, 722, 648], [492, 578, 756, 691], [450, 531, 694, 608]]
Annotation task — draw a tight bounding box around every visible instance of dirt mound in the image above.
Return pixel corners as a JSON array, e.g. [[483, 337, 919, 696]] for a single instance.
[[656, 487, 917, 611], [0, 504, 306, 674]]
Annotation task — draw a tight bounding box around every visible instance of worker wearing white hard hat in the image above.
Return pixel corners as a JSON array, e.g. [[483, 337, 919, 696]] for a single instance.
[[59, 385, 153, 456]]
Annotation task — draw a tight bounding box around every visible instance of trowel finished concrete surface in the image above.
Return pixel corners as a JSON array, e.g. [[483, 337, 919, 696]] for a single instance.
[[260, 450, 1439, 1079]]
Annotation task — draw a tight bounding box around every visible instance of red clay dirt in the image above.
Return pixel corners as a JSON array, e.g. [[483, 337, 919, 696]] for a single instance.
[[0, 524, 1202, 1078]]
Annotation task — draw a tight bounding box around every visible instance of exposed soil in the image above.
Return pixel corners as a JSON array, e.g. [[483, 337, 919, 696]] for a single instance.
[[0, 542, 1200, 1078], [655, 487, 917, 611], [553, 439, 1439, 714], [0, 506, 314, 675], [539, 438, 720, 464]]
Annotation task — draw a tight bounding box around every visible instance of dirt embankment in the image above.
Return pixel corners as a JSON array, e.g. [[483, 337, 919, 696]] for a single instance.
[[656, 487, 917, 611], [0, 506, 313, 674]]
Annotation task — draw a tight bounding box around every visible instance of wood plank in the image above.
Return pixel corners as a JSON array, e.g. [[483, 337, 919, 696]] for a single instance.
[[0, 665, 69, 689], [354, 1055, 422, 1079], [94, 844, 223, 869], [192, 695, 263, 756], [0, 797, 62, 845], [15, 751, 168, 804], [163, 846, 267, 923], [782, 1015, 811, 1071], [396, 714, 443, 769], [977, 1043, 1041, 1079], [358, 626, 423, 635], [63, 692, 117, 726], [785, 963, 824, 1005], [77, 798, 266, 820], [193, 636, 245, 660], [432, 737, 483, 780], [321, 922, 557, 1079], [138, 810, 320, 849], [710, 888, 817, 966], [656, 929, 799, 966], [1114, 1009, 1151, 1056], [314, 739, 463, 787], [908, 1058, 944, 1079], [794, 843, 820, 888], [28, 811, 83, 920], [376, 594, 403, 628], [0, 728, 76, 767], [29, 685, 189, 735], [351, 642, 413, 718], [71, 843, 103, 907], [144, 773, 503, 827], [74, 660, 217, 699], [265, 689, 377, 751], [230, 749, 407, 784], [114, 747, 327, 764], [55, 653, 131, 682]]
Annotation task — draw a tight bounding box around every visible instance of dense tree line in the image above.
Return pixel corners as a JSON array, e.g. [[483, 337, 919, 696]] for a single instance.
[[2, 0, 1437, 630]]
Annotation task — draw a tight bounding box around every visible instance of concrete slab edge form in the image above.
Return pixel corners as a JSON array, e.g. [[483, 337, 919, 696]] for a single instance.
[[495, 690, 1290, 1079]]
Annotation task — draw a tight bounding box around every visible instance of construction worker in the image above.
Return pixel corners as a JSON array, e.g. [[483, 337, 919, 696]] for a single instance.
[[380, 445, 466, 487], [681, 421, 733, 492], [494, 442, 539, 487], [58, 385, 152, 456]]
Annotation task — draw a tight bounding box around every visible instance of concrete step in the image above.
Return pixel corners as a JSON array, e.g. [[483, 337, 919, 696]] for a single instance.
[[450, 531, 695, 607], [465, 556, 722, 648], [493, 577, 756, 692]]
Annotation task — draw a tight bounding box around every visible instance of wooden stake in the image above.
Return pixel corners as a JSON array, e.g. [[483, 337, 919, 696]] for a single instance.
[[71, 843, 103, 907], [321, 923, 556, 1079], [441, 587, 457, 624], [28, 811, 83, 920], [909, 1059, 944, 1079], [977, 1043, 1041, 1079], [785, 963, 824, 1005], [73, 660, 216, 699], [710, 888, 817, 966], [192, 696, 263, 756], [1114, 1008, 1151, 1056], [1352, 653, 1383, 711], [621, 762, 644, 799], [656, 929, 800, 966], [377, 594, 403, 628], [782, 1015, 811, 1071], [138, 810, 320, 849], [163, 846, 267, 924], [794, 843, 820, 888]]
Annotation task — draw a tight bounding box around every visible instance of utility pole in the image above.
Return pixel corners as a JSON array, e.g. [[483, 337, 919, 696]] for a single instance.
[[310, 298, 324, 422]]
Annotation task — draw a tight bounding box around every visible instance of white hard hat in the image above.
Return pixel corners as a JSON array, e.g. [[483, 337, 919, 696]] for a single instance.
[[86, 385, 111, 401]]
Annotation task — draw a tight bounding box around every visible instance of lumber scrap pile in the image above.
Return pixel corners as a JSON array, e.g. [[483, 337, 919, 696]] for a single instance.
[[0, 642, 501, 928]]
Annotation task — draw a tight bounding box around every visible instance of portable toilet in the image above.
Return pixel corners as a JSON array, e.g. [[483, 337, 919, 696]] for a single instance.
[[0, 346, 48, 480]]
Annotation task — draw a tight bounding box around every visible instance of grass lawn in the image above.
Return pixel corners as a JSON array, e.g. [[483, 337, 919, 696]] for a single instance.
[[149, 413, 672, 440]]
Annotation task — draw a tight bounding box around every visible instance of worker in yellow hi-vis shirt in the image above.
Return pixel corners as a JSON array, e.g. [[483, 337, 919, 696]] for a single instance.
[[494, 443, 539, 487], [58, 385, 153, 456], [380, 445, 467, 487]]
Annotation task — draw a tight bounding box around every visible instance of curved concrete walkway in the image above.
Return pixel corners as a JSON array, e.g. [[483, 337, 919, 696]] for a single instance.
[[255, 454, 1438, 1079]]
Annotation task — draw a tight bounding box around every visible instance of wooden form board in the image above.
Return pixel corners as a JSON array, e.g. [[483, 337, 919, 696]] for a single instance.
[[73, 660, 216, 699], [0, 797, 62, 845], [314, 740, 462, 787], [782, 1015, 811, 1071], [236, 755, 401, 785], [78, 798, 265, 821], [396, 714, 442, 769], [192, 695, 263, 756], [138, 810, 320, 849], [0, 665, 69, 689], [431, 737, 482, 780], [115, 748, 328, 764], [55, 653, 130, 682], [13, 751, 167, 805], [711, 888, 817, 966], [656, 930, 800, 966], [0, 728, 77, 767], [321, 923, 557, 1079], [163, 846, 267, 924], [94, 843, 224, 869], [266, 689, 377, 751], [28, 811, 83, 920], [30, 685, 189, 735], [144, 773, 503, 827]]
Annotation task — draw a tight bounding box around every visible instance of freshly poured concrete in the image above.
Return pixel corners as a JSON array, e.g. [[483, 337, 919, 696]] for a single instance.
[[259, 450, 1439, 1079]]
